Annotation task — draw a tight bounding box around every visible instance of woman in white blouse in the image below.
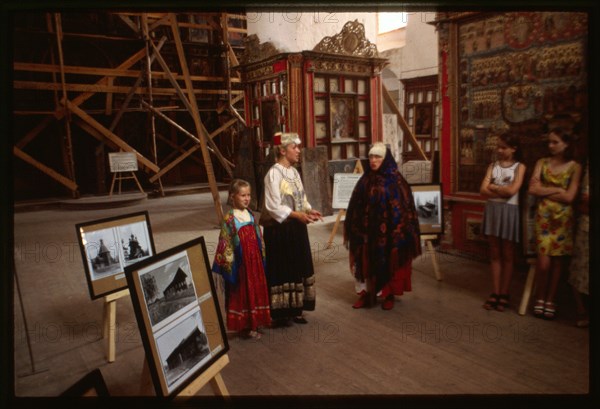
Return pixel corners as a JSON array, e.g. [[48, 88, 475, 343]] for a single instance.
[[260, 132, 322, 326]]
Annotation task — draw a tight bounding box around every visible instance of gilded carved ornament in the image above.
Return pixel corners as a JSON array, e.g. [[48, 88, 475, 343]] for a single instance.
[[312, 20, 378, 58]]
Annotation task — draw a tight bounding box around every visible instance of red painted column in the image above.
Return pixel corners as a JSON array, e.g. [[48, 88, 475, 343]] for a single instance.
[[440, 49, 452, 197]]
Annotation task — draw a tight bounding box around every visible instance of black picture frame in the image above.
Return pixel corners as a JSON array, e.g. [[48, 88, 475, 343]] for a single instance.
[[76, 211, 155, 300], [410, 183, 444, 235], [125, 236, 229, 397], [60, 368, 110, 397]]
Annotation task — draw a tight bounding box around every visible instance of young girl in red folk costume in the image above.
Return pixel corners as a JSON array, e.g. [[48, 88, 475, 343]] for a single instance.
[[343, 143, 422, 310], [212, 179, 271, 339]]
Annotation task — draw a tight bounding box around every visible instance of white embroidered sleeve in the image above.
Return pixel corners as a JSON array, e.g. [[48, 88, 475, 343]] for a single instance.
[[264, 168, 292, 223]]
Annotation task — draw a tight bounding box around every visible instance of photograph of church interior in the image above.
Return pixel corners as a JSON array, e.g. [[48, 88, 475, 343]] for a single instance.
[[5, 6, 593, 405]]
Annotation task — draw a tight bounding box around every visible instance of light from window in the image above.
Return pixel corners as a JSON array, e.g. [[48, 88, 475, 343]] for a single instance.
[[378, 12, 408, 34]]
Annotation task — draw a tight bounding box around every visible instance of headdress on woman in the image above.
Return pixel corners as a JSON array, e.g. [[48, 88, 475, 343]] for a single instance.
[[273, 132, 301, 146], [368, 142, 387, 157]]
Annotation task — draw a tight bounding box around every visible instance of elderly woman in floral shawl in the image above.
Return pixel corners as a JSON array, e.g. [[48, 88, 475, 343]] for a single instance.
[[343, 143, 421, 310]]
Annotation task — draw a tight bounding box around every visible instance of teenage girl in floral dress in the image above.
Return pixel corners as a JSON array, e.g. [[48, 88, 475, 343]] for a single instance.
[[528, 128, 582, 320]]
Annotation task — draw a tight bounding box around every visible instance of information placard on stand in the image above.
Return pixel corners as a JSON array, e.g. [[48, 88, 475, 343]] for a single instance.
[[108, 152, 144, 195], [326, 160, 363, 249]]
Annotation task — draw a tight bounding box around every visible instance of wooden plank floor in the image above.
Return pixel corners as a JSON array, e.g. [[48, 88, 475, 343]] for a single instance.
[[12, 192, 589, 401]]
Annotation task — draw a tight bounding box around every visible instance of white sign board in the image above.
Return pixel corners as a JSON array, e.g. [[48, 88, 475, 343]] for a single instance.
[[332, 173, 362, 209], [109, 152, 138, 173], [401, 160, 432, 184]]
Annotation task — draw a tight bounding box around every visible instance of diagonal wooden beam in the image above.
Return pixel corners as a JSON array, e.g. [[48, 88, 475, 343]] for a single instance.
[[144, 38, 234, 176], [148, 14, 171, 32], [108, 36, 167, 132], [16, 116, 55, 149], [168, 13, 223, 222], [64, 48, 147, 118], [141, 100, 234, 171], [117, 14, 140, 34], [13, 146, 77, 191], [66, 100, 159, 173], [149, 144, 201, 183], [216, 94, 243, 114], [156, 135, 203, 167], [14, 47, 149, 151], [382, 85, 428, 161], [209, 118, 238, 140], [73, 119, 120, 151]]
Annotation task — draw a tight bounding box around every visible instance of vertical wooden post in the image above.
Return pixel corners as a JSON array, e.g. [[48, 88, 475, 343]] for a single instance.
[[421, 234, 442, 281], [142, 14, 164, 197], [102, 289, 129, 363], [169, 13, 223, 223], [54, 12, 79, 198], [518, 258, 537, 316]]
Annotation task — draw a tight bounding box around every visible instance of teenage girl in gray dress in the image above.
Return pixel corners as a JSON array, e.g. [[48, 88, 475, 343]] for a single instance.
[[480, 133, 526, 312]]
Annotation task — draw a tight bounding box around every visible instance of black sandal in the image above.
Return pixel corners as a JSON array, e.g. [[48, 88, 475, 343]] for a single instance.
[[483, 293, 499, 310], [293, 316, 308, 324], [496, 294, 510, 312]]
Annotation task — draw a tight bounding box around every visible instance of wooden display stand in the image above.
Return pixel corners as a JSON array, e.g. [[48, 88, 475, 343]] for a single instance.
[[108, 151, 144, 196], [102, 289, 130, 363], [140, 354, 230, 397], [421, 234, 443, 281], [518, 258, 537, 316], [109, 171, 144, 196], [326, 160, 364, 249]]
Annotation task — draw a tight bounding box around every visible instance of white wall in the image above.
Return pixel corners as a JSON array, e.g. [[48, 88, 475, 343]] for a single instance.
[[400, 11, 438, 79], [247, 11, 377, 52], [379, 12, 438, 165]]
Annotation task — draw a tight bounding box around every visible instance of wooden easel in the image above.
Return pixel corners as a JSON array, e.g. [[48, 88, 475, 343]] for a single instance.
[[421, 234, 443, 281], [326, 159, 364, 249], [518, 257, 537, 316], [109, 171, 144, 196], [140, 353, 230, 398], [102, 288, 130, 363]]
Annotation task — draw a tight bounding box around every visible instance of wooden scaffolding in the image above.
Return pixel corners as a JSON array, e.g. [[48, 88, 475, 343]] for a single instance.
[[12, 11, 248, 221]]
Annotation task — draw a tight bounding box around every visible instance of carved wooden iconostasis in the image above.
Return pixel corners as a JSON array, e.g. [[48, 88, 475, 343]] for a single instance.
[[237, 20, 388, 211], [435, 11, 588, 257]]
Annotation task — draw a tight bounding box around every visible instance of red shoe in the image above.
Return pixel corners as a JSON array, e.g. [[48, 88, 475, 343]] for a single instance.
[[352, 291, 370, 309], [382, 295, 394, 310]]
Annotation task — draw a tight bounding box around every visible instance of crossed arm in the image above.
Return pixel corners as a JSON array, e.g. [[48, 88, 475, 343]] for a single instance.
[[480, 163, 527, 199], [527, 159, 582, 204]]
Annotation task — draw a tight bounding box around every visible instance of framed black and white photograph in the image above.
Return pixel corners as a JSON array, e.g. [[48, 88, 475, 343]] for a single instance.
[[76, 211, 155, 300], [410, 184, 444, 235], [138, 252, 198, 331], [125, 236, 229, 397], [155, 310, 211, 391]]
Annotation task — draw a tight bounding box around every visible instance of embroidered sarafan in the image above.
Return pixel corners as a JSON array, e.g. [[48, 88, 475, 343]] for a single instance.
[[212, 209, 265, 285]]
